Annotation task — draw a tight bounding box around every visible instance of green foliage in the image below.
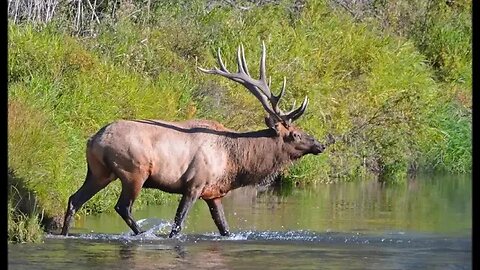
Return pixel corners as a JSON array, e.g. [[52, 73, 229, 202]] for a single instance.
[[8, 22, 182, 221], [417, 96, 471, 173], [409, 1, 471, 89], [338, 0, 471, 107], [8, 201, 44, 244], [8, 0, 471, 239], [8, 182, 44, 243], [8, 98, 69, 217]]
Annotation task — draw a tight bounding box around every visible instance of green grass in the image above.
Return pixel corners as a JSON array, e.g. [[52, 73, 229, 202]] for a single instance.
[[8, 201, 44, 244], [7, 0, 471, 241], [416, 96, 471, 173], [8, 23, 182, 222], [8, 175, 44, 244]]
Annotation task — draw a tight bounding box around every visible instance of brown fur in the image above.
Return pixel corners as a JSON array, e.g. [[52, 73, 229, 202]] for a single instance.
[[60, 118, 325, 237]]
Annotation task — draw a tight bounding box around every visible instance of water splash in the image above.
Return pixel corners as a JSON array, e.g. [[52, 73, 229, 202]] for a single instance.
[[185, 230, 408, 245], [138, 218, 172, 236], [46, 220, 469, 249], [47, 218, 173, 243], [185, 230, 470, 249]]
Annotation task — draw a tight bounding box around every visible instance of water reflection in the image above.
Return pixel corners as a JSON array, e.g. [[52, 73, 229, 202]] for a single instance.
[[67, 174, 471, 236], [248, 173, 471, 235], [77, 240, 234, 270], [11, 232, 468, 270], [8, 174, 471, 270]]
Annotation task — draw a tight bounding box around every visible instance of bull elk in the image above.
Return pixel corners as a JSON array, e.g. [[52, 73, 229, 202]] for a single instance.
[[61, 42, 329, 238]]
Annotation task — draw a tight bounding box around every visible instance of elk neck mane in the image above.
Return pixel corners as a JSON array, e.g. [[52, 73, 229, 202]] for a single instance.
[[219, 128, 292, 187]]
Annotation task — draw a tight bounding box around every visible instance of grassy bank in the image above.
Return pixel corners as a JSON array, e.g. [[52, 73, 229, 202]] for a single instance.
[[8, 0, 471, 241], [8, 170, 44, 243]]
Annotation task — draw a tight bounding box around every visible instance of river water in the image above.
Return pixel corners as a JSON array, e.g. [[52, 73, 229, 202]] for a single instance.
[[9, 174, 471, 269]]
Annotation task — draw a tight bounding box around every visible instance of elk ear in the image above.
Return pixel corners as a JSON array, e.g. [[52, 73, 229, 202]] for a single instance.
[[264, 116, 284, 135], [264, 116, 278, 131]]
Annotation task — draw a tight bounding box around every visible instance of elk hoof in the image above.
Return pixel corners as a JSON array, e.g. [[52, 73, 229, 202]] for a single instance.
[[169, 226, 181, 238]]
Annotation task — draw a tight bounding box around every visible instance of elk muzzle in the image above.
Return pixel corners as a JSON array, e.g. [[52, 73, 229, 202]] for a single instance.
[[311, 140, 326, 155]]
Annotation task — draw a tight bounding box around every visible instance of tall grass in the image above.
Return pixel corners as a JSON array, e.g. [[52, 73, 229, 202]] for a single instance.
[[8, 173, 44, 243], [8, 23, 182, 224], [8, 200, 44, 244], [329, 0, 471, 106]]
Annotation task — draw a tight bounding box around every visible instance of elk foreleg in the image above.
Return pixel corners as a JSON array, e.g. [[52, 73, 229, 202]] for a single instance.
[[115, 176, 145, 235], [115, 197, 143, 235], [205, 198, 230, 236], [169, 188, 203, 238]]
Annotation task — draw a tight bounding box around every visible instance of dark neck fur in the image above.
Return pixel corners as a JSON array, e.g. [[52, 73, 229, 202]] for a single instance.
[[222, 129, 293, 188]]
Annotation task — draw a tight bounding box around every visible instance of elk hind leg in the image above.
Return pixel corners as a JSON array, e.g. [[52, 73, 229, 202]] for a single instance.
[[61, 167, 114, 236]]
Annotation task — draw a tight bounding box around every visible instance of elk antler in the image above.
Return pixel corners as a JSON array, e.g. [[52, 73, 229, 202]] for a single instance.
[[198, 42, 309, 126]]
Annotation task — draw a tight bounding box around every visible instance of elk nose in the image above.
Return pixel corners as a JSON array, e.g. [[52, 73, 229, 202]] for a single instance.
[[313, 141, 325, 154], [318, 143, 325, 152]]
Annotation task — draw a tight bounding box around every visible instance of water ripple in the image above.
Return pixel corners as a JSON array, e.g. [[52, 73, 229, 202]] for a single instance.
[[47, 227, 470, 251]]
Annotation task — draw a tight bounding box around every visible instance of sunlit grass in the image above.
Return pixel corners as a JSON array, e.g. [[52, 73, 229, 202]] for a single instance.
[[8, 184, 44, 243]]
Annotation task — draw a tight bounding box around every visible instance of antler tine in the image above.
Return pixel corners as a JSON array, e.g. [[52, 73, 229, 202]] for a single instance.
[[286, 96, 309, 122], [237, 45, 245, 74], [197, 48, 228, 74], [284, 99, 297, 115], [198, 43, 282, 122], [279, 76, 286, 100], [259, 41, 268, 91], [198, 42, 309, 125], [217, 48, 229, 72], [271, 76, 286, 114], [240, 44, 250, 76]]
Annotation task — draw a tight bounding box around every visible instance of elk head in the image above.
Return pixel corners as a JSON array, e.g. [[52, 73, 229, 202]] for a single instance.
[[198, 42, 326, 159]]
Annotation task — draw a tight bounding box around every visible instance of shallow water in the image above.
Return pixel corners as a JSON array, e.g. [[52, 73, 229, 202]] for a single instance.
[[8, 174, 471, 269]]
